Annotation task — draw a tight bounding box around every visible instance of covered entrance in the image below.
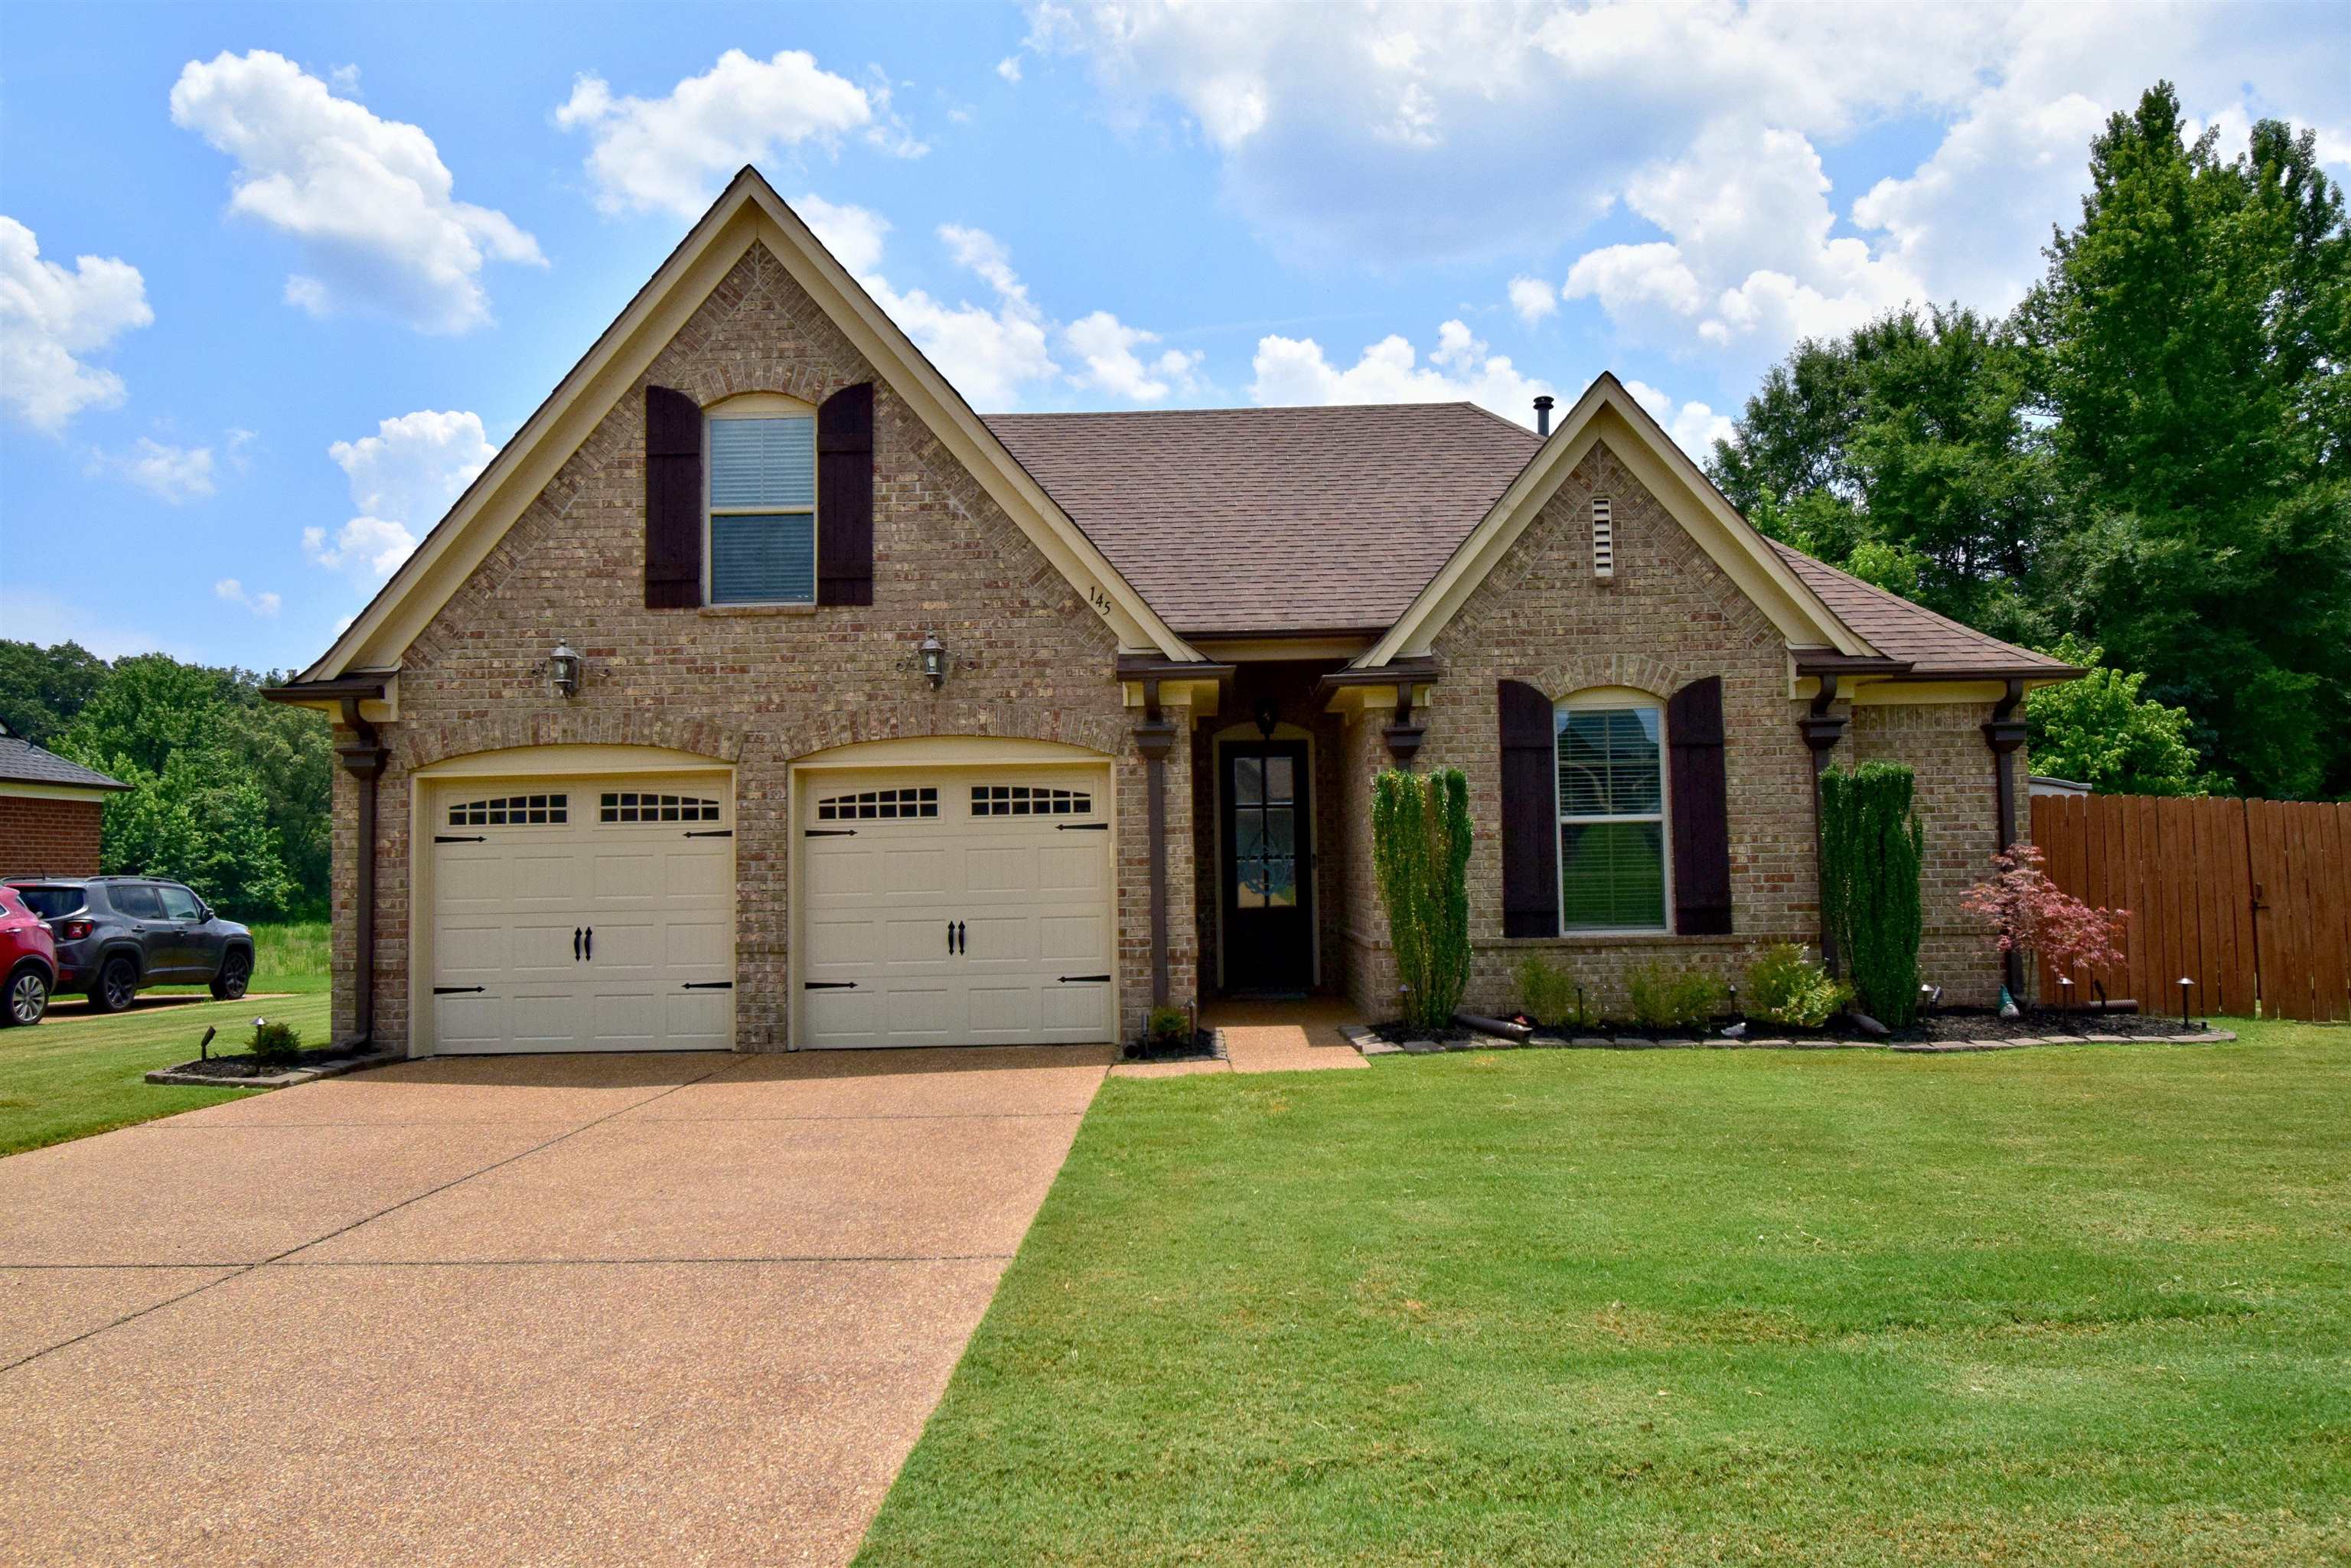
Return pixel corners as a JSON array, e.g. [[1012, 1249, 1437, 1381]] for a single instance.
[[1218, 737, 1314, 994]]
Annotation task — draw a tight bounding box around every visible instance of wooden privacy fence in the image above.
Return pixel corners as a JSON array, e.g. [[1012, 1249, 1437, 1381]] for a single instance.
[[2030, 794, 2351, 1022]]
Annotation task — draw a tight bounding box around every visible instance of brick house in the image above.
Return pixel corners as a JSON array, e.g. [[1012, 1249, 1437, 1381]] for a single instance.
[[0, 724, 127, 878], [269, 168, 2076, 1058]]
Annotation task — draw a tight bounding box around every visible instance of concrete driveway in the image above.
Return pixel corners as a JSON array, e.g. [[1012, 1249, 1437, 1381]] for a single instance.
[[0, 1045, 1112, 1566]]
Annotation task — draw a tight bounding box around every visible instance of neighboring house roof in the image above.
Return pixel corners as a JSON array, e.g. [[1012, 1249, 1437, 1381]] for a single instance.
[[1766, 541, 2075, 677], [0, 735, 129, 793], [986, 403, 1537, 637]]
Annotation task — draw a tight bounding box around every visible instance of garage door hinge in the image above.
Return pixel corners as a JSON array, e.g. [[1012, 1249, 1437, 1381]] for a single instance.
[[683, 829, 732, 838], [681, 981, 734, 989], [804, 828, 857, 837], [1056, 822, 1110, 831], [432, 985, 487, 995], [1057, 973, 1112, 983], [802, 980, 858, 990], [434, 835, 487, 844]]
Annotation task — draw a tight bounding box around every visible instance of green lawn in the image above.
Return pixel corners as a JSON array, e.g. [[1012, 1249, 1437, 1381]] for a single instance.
[[858, 1023, 2351, 1566], [0, 923, 331, 1157]]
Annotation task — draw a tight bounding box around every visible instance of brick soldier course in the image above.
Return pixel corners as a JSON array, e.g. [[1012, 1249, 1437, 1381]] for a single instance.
[[272, 167, 2077, 1058]]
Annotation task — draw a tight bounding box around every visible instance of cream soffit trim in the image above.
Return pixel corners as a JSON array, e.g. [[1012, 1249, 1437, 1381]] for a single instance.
[[412, 744, 733, 779], [0, 781, 119, 804], [1358, 373, 1873, 667], [302, 168, 1196, 680]]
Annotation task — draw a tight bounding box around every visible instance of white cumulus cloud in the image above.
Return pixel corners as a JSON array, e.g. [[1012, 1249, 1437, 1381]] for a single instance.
[[89, 438, 217, 504], [1064, 311, 1203, 402], [0, 216, 153, 432], [214, 579, 282, 617], [307, 409, 496, 581], [170, 50, 542, 334], [1250, 319, 1554, 425], [1507, 275, 1560, 326], [996, 56, 1024, 84], [556, 50, 920, 220], [1622, 380, 1735, 461]]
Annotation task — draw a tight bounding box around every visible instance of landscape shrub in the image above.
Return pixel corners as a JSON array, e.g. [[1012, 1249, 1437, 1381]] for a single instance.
[[1821, 761, 1925, 1026], [1623, 963, 1728, 1030], [1511, 954, 1585, 1029], [1371, 768, 1473, 1035], [247, 1018, 302, 1064], [1142, 1004, 1192, 1055], [1743, 944, 1853, 1028], [1958, 844, 2130, 994]]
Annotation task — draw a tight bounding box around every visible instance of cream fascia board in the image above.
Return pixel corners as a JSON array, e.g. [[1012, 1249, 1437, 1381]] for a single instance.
[[0, 781, 120, 803], [305, 172, 1195, 680], [1359, 378, 1870, 668]]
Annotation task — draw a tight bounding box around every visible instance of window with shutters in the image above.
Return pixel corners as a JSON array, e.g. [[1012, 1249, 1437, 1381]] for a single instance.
[[1554, 694, 1669, 931], [706, 399, 817, 605]]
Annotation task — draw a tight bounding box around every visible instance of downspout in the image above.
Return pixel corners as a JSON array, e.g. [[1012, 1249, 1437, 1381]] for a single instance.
[[1798, 673, 1847, 973], [335, 697, 388, 1049], [1134, 678, 1176, 1010], [1983, 677, 2030, 1000]]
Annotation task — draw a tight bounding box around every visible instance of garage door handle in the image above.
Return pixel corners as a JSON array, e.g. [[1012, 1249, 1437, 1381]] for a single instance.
[[681, 981, 733, 990], [573, 927, 582, 961], [946, 921, 955, 954], [584, 927, 592, 962], [1058, 973, 1111, 983], [1057, 822, 1109, 831], [803, 981, 858, 990], [683, 830, 732, 838], [804, 828, 856, 838], [435, 834, 487, 844], [433, 986, 486, 996], [956, 920, 967, 954]]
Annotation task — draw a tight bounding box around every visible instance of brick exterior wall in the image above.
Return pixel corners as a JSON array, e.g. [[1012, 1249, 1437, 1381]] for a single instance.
[[332, 243, 1195, 1052], [1334, 438, 2017, 1021], [0, 793, 104, 877]]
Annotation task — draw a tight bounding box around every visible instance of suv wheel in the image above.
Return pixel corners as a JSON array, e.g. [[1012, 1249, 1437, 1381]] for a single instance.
[[90, 955, 139, 1014], [3, 965, 48, 1027], [210, 949, 252, 1001]]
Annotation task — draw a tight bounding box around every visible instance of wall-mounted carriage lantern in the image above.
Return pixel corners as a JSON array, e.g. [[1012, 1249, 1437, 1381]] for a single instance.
[[549, 638, 583, 699], [918, 631, 948, 690], [1252, 697, 1280, 740]]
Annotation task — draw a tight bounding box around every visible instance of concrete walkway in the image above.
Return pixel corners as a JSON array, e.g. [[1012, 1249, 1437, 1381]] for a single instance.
[[1112, 998, 1369, 1078], [0, 1045, 1112, 1566]]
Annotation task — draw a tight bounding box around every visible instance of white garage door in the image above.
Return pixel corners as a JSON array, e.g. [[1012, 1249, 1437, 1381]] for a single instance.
[[427, 777, 734, 1053], [797, 766, 1116, 1048]]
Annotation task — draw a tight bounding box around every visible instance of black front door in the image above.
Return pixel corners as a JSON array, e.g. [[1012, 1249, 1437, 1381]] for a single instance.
[[1221, 741, 1312, 993]]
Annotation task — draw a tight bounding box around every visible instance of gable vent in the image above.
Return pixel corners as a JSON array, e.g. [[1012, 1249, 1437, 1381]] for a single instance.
[[1591, 497, 1616, 579]]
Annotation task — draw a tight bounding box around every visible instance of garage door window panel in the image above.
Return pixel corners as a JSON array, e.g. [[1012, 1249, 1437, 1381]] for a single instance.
[[599, 791, 720, 823], [816, 787, 939, 821], [970, 784, 1093, 817], [450, 794, 569, 826]]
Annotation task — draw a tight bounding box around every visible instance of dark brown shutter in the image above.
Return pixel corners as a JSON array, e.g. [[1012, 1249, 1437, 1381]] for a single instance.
[[1667, 676, 1733, 935], [1498, 679, 1560, 937], [817, 382, 875, 606], [643, 385, 702, 608]]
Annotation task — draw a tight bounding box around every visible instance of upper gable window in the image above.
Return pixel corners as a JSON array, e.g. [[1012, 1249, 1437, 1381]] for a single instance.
[[707, 400, 816, 605]]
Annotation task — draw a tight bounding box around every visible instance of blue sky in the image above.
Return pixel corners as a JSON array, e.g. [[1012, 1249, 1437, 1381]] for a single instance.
[[5, 1, 2346, 673]]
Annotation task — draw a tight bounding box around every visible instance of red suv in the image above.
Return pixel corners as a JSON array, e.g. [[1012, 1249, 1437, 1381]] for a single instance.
[[0, 885, 58, 1026]]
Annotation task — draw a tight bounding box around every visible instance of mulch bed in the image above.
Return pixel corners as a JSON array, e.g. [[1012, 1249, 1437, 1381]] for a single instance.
[[1360, 1006, 2229, 1055], [1123, 1028, 1223, 1064], [153, 1046, 380, 1082]]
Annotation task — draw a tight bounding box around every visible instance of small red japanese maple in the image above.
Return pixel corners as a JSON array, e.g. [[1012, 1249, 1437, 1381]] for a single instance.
[[1960, 844, 2130, 981]]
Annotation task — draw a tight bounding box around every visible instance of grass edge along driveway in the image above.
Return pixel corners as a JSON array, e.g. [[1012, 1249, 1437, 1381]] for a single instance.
[[856, 1023, 2351, 1567]]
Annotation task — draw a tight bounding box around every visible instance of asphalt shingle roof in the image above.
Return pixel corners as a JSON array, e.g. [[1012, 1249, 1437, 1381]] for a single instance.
[[986, 403, 1538, 637], [984, 402, 2066, 678], [0, 735, 129, 791]]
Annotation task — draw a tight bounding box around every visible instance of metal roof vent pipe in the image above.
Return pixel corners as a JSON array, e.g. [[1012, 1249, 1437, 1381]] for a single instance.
[[1534, 394, 1554, 437]]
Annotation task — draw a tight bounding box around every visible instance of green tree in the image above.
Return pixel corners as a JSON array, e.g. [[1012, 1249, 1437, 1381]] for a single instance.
[[1711, 305, 2058, 643], [2026, 636, 2220, 797], [1820, 763, 1925, 1028], [0, 640, 109, 746], [2018, 83, 2351, 797], [1371, 768, 1473, 1035]]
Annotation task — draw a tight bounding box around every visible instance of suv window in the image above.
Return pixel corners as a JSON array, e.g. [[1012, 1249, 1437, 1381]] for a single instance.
[[111, 884, 165, 920], [11, 885, 85, 920], [158, 885, 203, 921]]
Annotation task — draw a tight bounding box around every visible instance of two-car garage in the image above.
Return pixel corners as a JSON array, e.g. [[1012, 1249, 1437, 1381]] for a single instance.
[[414, 742, 1117, 1056]]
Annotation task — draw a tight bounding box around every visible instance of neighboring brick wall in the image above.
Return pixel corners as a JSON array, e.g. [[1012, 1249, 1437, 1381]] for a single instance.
[[1339, 438, 2010, 1022], [335, 243, 1193, 1052], [0, 793, 104, 877]]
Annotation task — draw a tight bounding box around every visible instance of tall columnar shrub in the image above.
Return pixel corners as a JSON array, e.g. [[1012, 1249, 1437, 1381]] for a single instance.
[[1820, 761, 1925, 1026], [1371, 768, 1473, 1034]]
